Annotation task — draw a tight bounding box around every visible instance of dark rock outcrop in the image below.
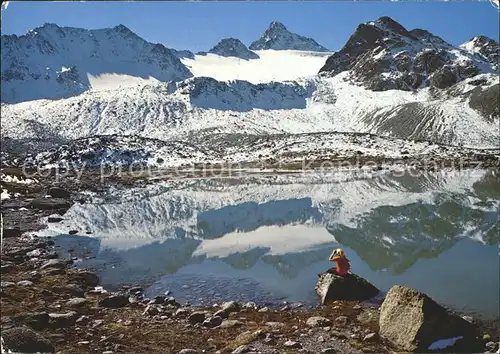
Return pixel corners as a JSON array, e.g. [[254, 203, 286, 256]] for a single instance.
[[319, 16, 495, 91], [379, 285, 478, 352], [315, 269, 379, 304], [208, 38, 259, 60]]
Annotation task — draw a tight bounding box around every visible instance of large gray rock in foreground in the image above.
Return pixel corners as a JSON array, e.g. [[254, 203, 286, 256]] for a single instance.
[[379, 285, 478, 352], [2, 326, 55, 353], [315, 270, 379, 304]]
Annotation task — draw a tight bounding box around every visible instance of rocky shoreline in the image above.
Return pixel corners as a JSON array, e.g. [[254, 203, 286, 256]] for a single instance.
[[1, 166, 499, 353], [2, 233, 499, 354]]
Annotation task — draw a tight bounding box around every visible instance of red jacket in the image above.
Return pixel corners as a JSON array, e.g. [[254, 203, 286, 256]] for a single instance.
[[333, 257, 350, 275]]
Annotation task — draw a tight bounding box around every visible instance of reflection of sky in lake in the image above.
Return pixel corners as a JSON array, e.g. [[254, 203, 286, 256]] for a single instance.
[[50, 169, 499, 319]]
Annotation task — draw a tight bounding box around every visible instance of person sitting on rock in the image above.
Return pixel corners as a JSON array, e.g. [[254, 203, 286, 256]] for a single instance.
[[328, 248, 351, 276]]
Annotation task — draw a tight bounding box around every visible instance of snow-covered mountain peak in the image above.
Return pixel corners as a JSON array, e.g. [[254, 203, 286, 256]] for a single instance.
[[460, 35, 499, 71], [320, 16, 496, 91], [207, 38, 259, 60], [249, 21, 330, 52], [268, 21, 288, 32], [1, 24, 193, 103]]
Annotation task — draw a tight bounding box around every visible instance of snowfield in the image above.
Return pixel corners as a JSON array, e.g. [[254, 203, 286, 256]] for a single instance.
[[181, 50, 332, 84]]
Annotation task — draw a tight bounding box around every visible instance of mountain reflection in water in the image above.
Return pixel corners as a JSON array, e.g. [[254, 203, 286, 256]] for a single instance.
[[49, 169, 499, 318]]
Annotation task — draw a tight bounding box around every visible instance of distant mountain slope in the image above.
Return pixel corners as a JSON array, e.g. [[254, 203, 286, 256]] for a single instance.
[[1, 23, 193, 103], [2, 70, 498, 147], [319, 16, 498, 91], [208, 38, 259, 60], [249, 21, 330, 52]]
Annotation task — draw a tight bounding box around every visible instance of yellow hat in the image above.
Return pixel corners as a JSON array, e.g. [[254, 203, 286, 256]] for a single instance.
[[330, 248, 345, 260]]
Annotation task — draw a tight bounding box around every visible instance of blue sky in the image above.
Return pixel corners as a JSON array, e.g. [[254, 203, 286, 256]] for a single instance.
[[1, 1, 498, 52]]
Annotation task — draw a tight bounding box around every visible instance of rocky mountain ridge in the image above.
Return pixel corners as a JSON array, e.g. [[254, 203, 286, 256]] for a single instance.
[[319, 17, 498, 91], [207, 38, 259, 60], [1, 23, 193, 103], [249, 21, 330, 52]]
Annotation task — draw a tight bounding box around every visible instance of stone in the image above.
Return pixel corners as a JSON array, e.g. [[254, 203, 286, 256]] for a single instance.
[[40, 259, 66, 270], [174, 308, 190, 318], [49, 311, 79, 327], [47, 216, 64, 223], [214, 309, 229, 319], [2, 326, 55, 353], [128, 286, 143, 294], [98, 294, 129, 308], [363, 333, 377, 342], [30, 198, 71, 210], [219, 319, 244, 328], [1, 281, 16, 288], [151, 295, 166, 304], [203, 316, 223, 328], [72, 271, 99, 287], [3, 228, 22, 238], [379, 285, 478, 352], [47, 187, 71, 198], [485, 341, 499, 352], [188, 311, 207, 325], [43, 268, 65, 276], [243, 301, 257, 309], [306, 316, 332, 328], [63, 284, 85, 297], [17, 312, 50, 330], [330, 330, 348, 339], [1, 264, 14, 273], [235, 330, 265, 344], [283, 340, 301, 348], [321, 349, 337, 354], [258, 307, 269, 313], [231, 345, 252, 354], [265, 322, 285, 330], [315, 270, 379, 304], [17, 280, 34, 287], [335, 316, 348, 326], [26, 249, 42, 258], [221, 301, 240, 313], [178, 350, 198, 354], [66, 297, 87, 307]]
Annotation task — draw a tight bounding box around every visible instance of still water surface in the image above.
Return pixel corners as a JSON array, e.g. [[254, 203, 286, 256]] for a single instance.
[[47, 169, 499, 319]]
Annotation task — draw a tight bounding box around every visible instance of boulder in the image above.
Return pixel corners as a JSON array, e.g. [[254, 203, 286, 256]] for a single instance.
[[98, 294, 129, 308], [40, 259, 67, 270], [188, 311, 207, 325], [315, 270, 379, 304], [72, 271, 99, 287], [306, 316, 332, 328], [379, 285, 478, 352], [2, 326, 55, 353], [15, 312, 50, 330], [48, 311, 79, 328]]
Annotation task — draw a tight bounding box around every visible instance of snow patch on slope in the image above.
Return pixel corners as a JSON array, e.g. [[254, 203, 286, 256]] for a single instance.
[[181, 50, 331, 84]]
